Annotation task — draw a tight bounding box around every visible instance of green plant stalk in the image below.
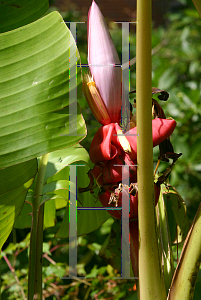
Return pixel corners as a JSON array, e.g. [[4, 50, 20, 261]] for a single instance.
[[34, 202, 45, 299], [192, 0, 201, 18], [28, 153, 49, 300], [167, 203, 201, 300], [156, 189, 174, 293], [136, 0, 166, 299]]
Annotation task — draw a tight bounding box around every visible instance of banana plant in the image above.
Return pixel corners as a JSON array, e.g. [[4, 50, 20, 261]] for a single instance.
[[0, 1, 201, 299], [81, 1, 201, 299]]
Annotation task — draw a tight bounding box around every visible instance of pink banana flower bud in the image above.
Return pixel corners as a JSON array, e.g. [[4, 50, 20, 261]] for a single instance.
[[85, 0, 124, 124]]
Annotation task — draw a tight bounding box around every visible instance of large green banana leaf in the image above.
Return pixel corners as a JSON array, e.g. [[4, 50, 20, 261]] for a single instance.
[[0, 10, 86, 250], [0, 0, 49, 33], [0, 11, 86, 169]]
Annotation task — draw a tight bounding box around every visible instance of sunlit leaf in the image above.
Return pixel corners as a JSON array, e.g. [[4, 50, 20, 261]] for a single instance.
[[56, 163, 109, 238], [44, 198, 56, 229], [163, 185, 190, 244], [0, 160, 37, 250], [156, 187, 174, 293], [0, 11, 86, 169], [14, 146, 109, 235]]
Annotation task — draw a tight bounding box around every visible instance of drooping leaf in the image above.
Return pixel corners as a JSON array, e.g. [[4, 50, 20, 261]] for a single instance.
[[0, 159, 37, 194], [44, 198, 56, 229], [163, 185, 190, 244], [0, 159, 37, 250], [0, 11, 86, 169], [44, 145, 92, 183], [14, 146, 109, 234], [156, 187, 174, 293], [55, 198, 68, 210], [13, 201, 32, 229], [56, 162, 109, 238], [14, 146, 82, 229]]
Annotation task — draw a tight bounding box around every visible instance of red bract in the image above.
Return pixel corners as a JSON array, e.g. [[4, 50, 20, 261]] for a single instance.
[[91, 157, 137, 185], [88, 118, 176, 219], [90, 119, 176, 164]]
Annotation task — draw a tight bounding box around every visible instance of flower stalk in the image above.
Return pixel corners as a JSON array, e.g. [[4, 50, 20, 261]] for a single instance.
[[28, 153, 49, 300], [136, 0, 166, 299]]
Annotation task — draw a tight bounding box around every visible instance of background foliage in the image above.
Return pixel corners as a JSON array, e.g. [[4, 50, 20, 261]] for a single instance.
[[1, 0, 201, 299]]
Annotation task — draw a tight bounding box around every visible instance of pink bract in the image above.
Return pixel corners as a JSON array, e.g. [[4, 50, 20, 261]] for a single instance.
[[88, 0, 124, 124]]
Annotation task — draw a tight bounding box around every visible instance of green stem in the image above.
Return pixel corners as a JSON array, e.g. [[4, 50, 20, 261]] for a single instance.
[[192, 0, 201, 18], [136, 0, 166, 299], [167, 203, 201, 300], [28, 153, 49, 300], [34, 203, 45, 299], [156, 190, 174, 294]]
